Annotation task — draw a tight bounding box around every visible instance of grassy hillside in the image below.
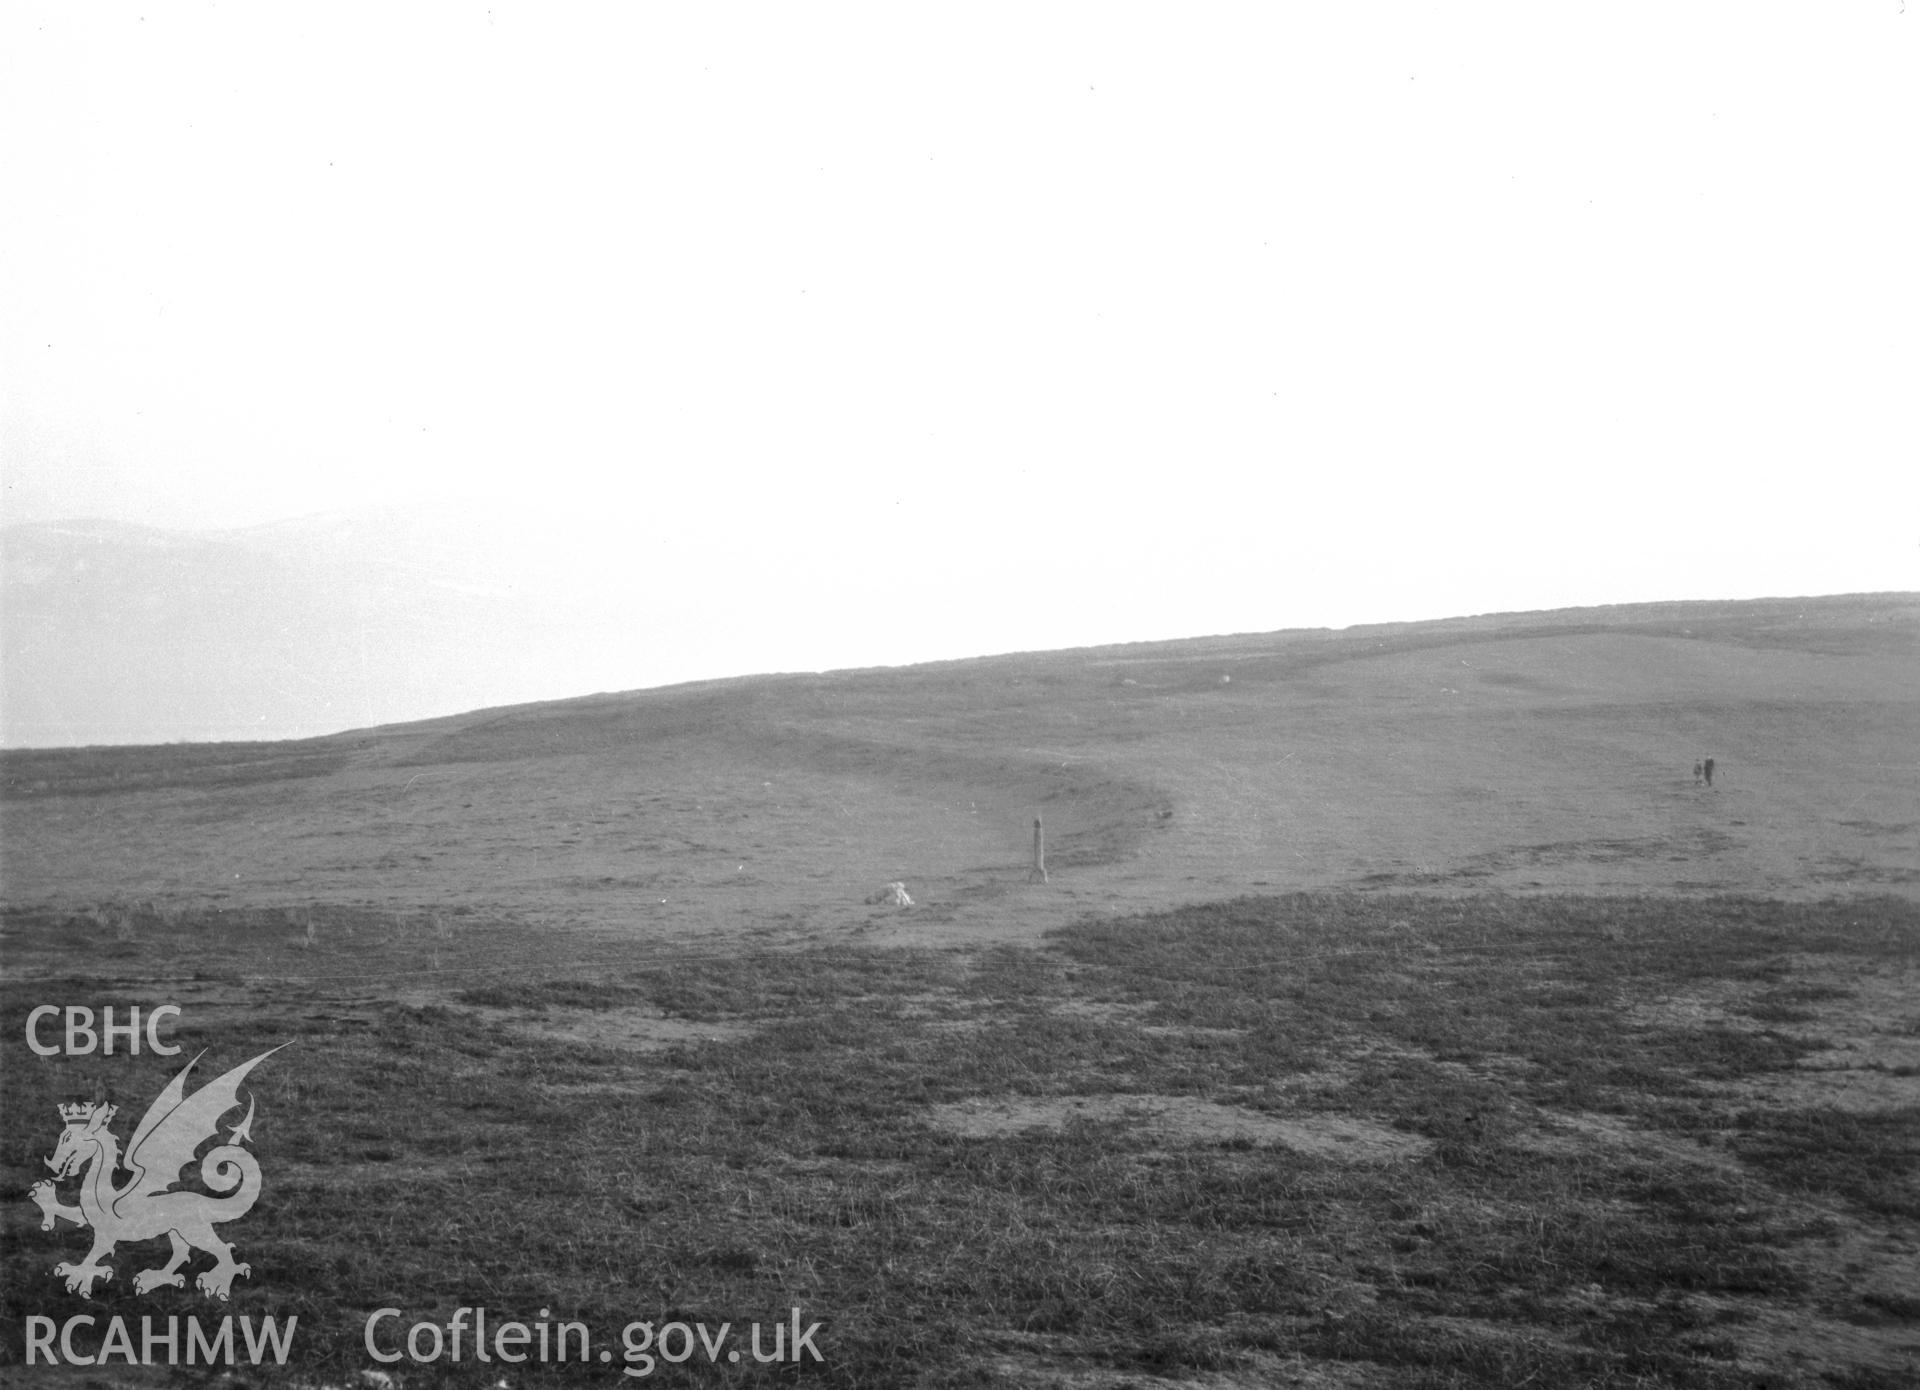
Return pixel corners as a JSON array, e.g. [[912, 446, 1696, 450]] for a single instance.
[[1, 594, 1916, 1386], [1, 594, 1913, 954]]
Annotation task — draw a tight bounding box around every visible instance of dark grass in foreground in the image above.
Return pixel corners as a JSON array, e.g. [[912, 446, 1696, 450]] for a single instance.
[[2, 895, 1916, 1387]]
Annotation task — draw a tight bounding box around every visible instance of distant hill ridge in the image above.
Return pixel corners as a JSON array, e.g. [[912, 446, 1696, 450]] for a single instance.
[[8, 504, 1915, 750], [4, 588, 1911, 779], [3, 588, 1913, 912]]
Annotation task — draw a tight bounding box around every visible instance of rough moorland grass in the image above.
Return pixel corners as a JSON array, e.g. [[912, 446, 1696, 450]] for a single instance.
[[1, 894, 1913, 1387]]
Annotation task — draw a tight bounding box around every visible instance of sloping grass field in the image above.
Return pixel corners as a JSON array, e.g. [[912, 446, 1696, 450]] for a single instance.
[[2, 595, 1916, 1386]]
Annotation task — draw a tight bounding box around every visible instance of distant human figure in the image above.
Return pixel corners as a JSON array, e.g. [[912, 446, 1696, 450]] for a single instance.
[[1693, 761, 1703, 785], [1703, 757, 1715, 788]]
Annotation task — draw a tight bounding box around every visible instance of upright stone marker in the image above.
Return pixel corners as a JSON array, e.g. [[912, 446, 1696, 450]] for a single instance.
[[1029, 815, 1048, 884]]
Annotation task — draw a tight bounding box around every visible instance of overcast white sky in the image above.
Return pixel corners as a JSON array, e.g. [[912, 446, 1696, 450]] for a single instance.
[[4, 3, 1916, 702]]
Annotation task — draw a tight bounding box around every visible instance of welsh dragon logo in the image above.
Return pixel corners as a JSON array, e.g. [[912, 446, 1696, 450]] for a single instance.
[[28, 1047, 283, 1301]]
